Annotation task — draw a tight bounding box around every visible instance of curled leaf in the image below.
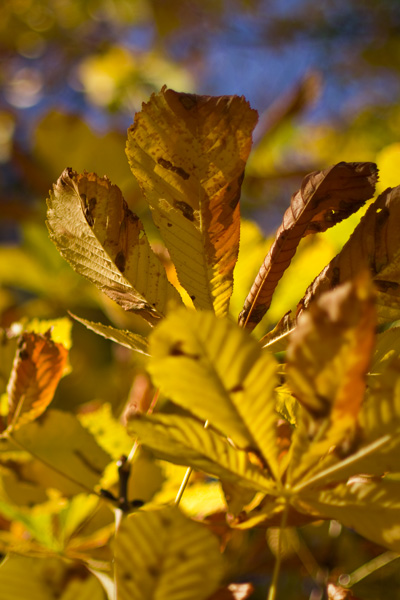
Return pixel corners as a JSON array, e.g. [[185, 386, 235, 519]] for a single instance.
[[47, 169, 182, 324], [298, 185, 400, 324], [6, 332, 68, 430], [126, 86, 258, 316], [239, 162, 378, 330]]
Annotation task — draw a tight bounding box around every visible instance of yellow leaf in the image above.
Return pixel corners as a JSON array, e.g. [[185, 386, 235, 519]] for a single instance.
[[47, 169, 182, 324], [6, 332, 68, 430], [114, 506, 224, 600], [296, 477, 400, 553], [126, 86, 258, 316], [7, 409, 111, 494], [70, 313, 149, 355], [127, 412, 275, 493], [148, 309, 280, 478], [0, 555, 105, 600]]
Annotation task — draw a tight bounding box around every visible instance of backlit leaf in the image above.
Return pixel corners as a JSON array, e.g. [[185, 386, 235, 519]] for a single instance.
[[296, 477, 400, 552], [148, 309, 280, 478], [114, 506, 223, 600], [127, 412, 275, 492], [47, 168, 182, 324], [239, 162, 378, 330], [70, 313, 149, 355], [6, 332, 68, 430], [299, 186, 400, 324], [126, 86, 258, 316]]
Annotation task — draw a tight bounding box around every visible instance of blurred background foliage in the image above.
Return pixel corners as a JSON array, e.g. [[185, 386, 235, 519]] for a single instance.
[[1, 1, 400, 598]]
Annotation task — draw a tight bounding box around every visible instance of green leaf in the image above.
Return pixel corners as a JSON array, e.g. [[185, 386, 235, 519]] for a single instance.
[[126, 87, 258, 316], [114, 506, 224, 600], [127, 412, 275, 492], [70, 313, 149, 354], [148, 309, 280, 478], [47, 169, 182, 324]]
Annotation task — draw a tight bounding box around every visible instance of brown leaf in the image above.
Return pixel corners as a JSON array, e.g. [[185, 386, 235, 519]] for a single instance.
[[126, 86, 258, 316], [298, 185, 400, 324], [6, 332, 68, 430], [47, 169, 182, 324], [286, 274, 376, 422], [239, 162, 378, 330]]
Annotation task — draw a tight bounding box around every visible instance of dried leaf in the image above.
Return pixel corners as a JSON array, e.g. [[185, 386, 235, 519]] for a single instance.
[[47, 169, 182, 324], [6, 332, 68, 430], [298, 186, 400, 324], [239, 162, 378, 330], [126, 86, 258, 316], [70, 313, 149, 355]]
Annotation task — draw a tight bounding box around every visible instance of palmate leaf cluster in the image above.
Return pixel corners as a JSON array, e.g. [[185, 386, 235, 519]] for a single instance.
[[1, 86, 400, 599]]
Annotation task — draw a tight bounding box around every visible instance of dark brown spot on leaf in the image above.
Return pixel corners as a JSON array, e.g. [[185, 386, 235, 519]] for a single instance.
[[115, 251, 126, 273], [19, 349, 29, 360], [169, 341, 200, 360], [229, 384, 244, 393], [190, 295, 196, 301], [174, 200, 194, 221], [157, 157, 190, 180], [179, 94, 197, 110]]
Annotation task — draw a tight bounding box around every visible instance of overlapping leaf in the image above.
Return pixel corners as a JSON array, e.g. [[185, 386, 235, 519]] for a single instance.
[[6, 332, 68, 431], [47, 169, 182, 324], [239, 162, 378, 330], [148, 309, 280, 478], [286, 277, 376, 485], [298, 185, 400, 324], [127, 412, 276, 492], [114, 506, 223, 600], [126, 86, 258, 316], [70, 313, 149, 355]]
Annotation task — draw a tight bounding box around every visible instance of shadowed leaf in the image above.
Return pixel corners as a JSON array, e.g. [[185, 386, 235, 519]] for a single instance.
[[126, 86, 258, 316], [47, 169, 182, 324], [6, 332, 68, 430], [239, 162, 378, 330], [114, 506, 223, 600]]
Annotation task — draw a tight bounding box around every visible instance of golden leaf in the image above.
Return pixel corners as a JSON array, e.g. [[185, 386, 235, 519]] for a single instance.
[[239, 162, 378, 330], [47, 169, 182, 324], [126, 86, 258, 316]]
